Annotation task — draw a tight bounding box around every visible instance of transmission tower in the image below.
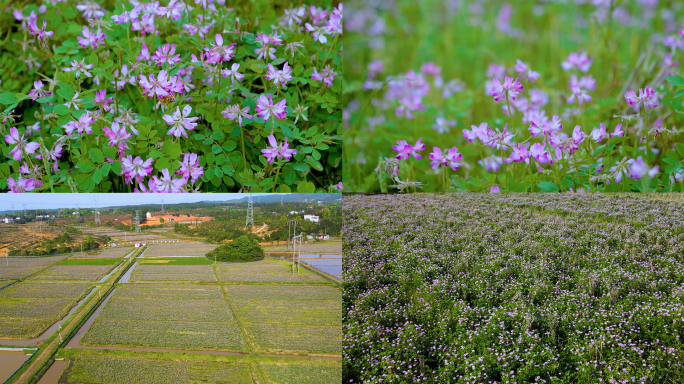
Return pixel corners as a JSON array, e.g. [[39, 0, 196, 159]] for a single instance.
[[134, 210, 142, 233], [281, 195, 283, 206], [11, 204, 14, 216], [22, 204, 26, 217], [161, 199, 165, 213], [75, 204, 80, 219], [291, 233, 302, 274], [245, 194, 254, 229], [93, 196, 100, 224]]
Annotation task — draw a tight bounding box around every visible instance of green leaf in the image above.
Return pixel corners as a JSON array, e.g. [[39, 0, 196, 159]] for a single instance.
[[537, 181, 559, 193], [676, 143, 684, 158], [0, 92, 19, 105], [665, 76, 684, 87], [666, 150, 680, 162], [53, 104, 71, 116], [294, 164, 310, 172], [211, 144, 223, 154], [154, 157, 171, 171], [56, 88, 75, 100], [297, 180, 316, 193], [77, 159, 95, 173], [89, 148, 104, 164]]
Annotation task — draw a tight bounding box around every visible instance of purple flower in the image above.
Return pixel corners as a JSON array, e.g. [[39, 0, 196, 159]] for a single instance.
[[220, 63, 244, 86], [163, 105, 199, 138], [28, 20, 53, 41], [628, 156, 659, 180], [428, 147, 463, 171], [121, 155, 153, 184], [221, 105, 253, 127], [176, 153, 204, 183], [261, 134, 298, 164], [392, 138, 425, 160], [7, 177, 37, 193], [530, 142, 551, 164], [5, 127, 40, 161], [561, 51, 593, 73], [28, 80, 52, 102], [255, 94, 287, 121], [624, 87, 658, 109], [63, 111, 95, 135], [102, 122, 132, 157], [207, 34, 236, 64], [77, 26, 106, 50], [153, 168, 186, 193], [490, 185, 500, 193], [489, 77, 523, 101], [139, 70, 172, 99], [152, 43, 181, 66], [463, 123, 489, 144], [265, 62, 293, 88]]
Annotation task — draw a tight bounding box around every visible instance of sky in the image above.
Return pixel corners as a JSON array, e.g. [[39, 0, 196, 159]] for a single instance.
[[0, 193, 289, 211]]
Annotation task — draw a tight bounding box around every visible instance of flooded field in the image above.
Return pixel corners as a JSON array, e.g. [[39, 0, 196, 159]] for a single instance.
[[0, 350, 32, 382]]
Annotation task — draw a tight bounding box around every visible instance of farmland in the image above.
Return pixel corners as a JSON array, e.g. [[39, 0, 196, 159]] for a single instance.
[[343, 194, 684, 384], [142, 243, 219, 257], [49, 243, 343, 383], [0, 282, 92, 339], [27, 259, 120, 282]]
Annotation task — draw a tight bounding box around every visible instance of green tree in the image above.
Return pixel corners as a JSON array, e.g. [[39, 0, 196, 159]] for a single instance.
[[321, 208, 331, 218], [206, 236, 264, 262]]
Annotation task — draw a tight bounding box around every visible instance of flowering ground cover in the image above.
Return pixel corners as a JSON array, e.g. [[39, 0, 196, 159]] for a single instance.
[[0, 255, 71, 279], [57, 349, 342, 384], [345, 0, 684, 193], [0, 1, 342, 193], [343, 194, 684, 384], [0, 282, 91, 338], [61, 352, 255, 384]]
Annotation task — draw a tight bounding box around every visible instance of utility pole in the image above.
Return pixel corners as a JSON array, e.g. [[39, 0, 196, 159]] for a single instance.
[[94, 196, 100, 225], [22, 204, 26, 217], [287, 220, 297, 251], [161, 199, 164, 213]]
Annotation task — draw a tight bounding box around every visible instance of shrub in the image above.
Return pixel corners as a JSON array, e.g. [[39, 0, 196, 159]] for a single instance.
[[206, 235, 263, 262]]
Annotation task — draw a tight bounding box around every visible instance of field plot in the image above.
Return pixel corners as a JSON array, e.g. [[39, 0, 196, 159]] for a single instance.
[[61, 353, 255, 384], [228, 285, 342, 355], [73, 247, 134, 258], [129, 264, 217, 282], [82, 284, 246, 352], [0, 282, 91, 338], [343, 194, 684, 384], [0, 256, 68, 279], [143, 243, 218, 257], [120, 235, 161, 241], [27, 263, 119, 282], [217, 259, 325, 284], [259, 360, 342, 384]]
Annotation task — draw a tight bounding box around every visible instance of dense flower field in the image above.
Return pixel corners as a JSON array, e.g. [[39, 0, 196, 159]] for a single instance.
[[343, 194, 684, 384], [344, 0, 684, 193], [0, 0, 342, 192]]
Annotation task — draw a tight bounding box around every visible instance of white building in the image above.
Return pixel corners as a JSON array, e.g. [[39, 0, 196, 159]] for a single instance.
[[304, 215, 320, 223], [3, 217, 14, 224], [289, 211, 300, 214], [146, 212, 153, 218]]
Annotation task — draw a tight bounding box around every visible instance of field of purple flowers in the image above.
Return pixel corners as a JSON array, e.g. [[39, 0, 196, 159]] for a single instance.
[[0, 1, 342, 193], [343, 194, 684, 383]]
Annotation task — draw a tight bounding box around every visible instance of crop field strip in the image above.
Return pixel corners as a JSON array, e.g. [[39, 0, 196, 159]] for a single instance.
[[0, 256, 69, 280], [27, 258, 122, 282], [216, 259, 330, 285], [129, 264, 217, 282], [81, 283, 248, 352], [142, 243, 219, 257], [56, 349, 342, 384], [72, 247, 134, 259], [343, 194, 684, 384], [0, 282, 93, 339]]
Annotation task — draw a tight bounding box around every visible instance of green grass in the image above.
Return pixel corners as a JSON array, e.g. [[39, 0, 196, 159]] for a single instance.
[[57, 258, 121, 266]]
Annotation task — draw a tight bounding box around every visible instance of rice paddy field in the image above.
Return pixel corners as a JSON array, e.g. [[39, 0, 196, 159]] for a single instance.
[[342, 194, 684, 384], [73, 247, 135, 259], [27, 258, 121, 282]]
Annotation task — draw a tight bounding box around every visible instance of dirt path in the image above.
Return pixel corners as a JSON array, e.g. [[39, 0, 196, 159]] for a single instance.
[[11, 248, 141, 384]]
